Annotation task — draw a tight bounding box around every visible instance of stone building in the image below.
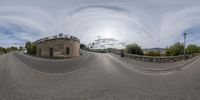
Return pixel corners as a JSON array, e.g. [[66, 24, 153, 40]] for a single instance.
[[34, 33, 80, 58]]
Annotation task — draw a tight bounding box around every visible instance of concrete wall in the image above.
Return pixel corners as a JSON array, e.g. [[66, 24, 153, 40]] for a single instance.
[[36, 38, 80, 58]]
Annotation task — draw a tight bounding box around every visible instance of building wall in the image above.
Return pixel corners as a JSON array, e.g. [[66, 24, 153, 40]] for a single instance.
[[36, 39, 80, 58]]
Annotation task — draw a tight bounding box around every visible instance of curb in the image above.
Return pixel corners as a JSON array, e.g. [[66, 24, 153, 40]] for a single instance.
[[126, 55, 200, 72], [109, 53, 200, 72]]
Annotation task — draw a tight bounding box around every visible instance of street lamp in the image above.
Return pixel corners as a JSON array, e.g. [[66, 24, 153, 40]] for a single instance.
[[183, 32, 187, 60]]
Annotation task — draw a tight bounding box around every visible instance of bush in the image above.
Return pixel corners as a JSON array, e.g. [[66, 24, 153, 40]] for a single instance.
[[0, 47, 4, 54], [186, 44, 200, 54], [165, 42, 184, 56], [145, 51, 161, 56], [125, 43, 143, 55], [198, 47, 200, 53], [0, 46, 18, 54]]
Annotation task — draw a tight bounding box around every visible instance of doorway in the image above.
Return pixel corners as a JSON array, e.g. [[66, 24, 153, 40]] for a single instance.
[[66, 47, 70, 55], [50, 48, 53, 57]]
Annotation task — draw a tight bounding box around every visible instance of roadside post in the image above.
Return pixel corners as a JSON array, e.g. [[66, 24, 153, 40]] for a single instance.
[[183, 32, 187, 60], [120, 50, 124, 57]]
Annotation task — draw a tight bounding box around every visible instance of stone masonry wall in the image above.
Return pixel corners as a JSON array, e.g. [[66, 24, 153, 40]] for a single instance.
[[36, 38, 80, 58]]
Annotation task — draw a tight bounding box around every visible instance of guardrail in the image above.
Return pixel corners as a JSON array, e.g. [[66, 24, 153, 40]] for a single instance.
[[114, 52, 200, 63]]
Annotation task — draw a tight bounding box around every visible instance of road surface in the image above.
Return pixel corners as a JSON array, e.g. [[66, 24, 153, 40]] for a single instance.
[[0, 52, 200, 100]]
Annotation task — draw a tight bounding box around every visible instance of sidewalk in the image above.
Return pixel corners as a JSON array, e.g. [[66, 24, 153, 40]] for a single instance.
[[110, 53, 200, 71]]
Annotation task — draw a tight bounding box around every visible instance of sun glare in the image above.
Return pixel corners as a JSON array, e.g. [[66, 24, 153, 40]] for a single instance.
[[103, 32, 113, 38]]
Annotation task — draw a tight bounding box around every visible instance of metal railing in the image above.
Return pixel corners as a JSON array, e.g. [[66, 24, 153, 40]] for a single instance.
[[34, 33, 80, 44]]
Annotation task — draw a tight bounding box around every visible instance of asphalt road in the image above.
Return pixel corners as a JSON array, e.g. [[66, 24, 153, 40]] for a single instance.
[[0, 52, 200, 100]]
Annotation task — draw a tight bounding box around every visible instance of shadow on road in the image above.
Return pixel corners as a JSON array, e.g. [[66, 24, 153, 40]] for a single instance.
[[14, 52, 91, 74]]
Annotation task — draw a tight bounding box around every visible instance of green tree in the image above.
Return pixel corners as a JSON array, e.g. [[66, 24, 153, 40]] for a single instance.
[[10, 46, 18, 51], [0, 46, 18, 54], [25, 41, 32, 54], [19, 46, 23, 51], [186, 44, 200, 54], [25, 41, 36, 55], [2, 48, 7, 53], [125, 43, 144, 55], [145, 51, 161, 56], [80, 44, 87, 50], [165, 42, 184, 56]]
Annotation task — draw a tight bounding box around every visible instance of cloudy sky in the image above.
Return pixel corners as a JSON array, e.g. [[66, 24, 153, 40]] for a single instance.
[[0, 0, 200, 48]]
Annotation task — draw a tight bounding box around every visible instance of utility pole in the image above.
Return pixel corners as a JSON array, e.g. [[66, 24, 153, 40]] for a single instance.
[[183, 32, 187, 60]]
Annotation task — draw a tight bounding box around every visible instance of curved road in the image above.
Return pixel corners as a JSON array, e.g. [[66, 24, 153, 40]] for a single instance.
[[0, 52, 200, 100]]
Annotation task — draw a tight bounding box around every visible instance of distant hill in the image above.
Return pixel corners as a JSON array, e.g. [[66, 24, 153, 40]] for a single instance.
[[143, 48, 166, 53]]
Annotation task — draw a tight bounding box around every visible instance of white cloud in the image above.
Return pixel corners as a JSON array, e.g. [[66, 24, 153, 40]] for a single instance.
[[0, 0, 200, 48]]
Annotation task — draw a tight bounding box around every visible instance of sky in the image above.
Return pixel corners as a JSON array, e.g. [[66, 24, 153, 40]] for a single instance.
[[0, 0, 200, 48]]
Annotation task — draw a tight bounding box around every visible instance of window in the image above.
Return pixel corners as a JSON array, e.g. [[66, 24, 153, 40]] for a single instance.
[[66, 47, 70, 55]]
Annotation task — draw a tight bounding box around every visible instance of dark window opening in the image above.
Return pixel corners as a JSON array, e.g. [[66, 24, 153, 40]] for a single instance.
[[66, 47, 70, 55], [50, 48, 53, 57]]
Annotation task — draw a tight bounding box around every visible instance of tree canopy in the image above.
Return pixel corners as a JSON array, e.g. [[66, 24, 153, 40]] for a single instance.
[[80, 44, 87, 50], [0, 46, 18, 54], [125, 43, 144, 55], [25, 41, 36, 55], [186, 44, 200, 54], [165, 42, 184, 56]]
